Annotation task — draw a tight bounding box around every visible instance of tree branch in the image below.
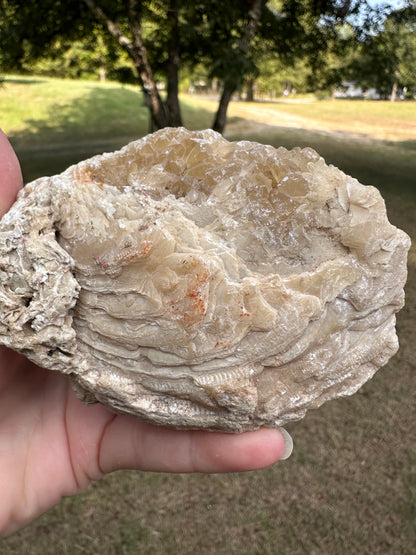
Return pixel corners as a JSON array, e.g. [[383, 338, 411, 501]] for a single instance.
[[238, 0, 264, 55], [82, 0, 168, 129], [83, 0, 133, 51]]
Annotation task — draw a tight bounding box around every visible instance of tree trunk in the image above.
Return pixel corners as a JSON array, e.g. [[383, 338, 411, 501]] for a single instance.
[[83, 0, 168, 129], [211, 0, 264, 134], [166, 0, 182, 126], [212, 85, 234, 133], [246, 77, 255, 102], [391, 80, 398, 102], [99, 65, 106, 82]]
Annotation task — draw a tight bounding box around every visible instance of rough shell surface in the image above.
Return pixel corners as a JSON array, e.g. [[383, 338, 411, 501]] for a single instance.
[[0, 128, 411, 432]]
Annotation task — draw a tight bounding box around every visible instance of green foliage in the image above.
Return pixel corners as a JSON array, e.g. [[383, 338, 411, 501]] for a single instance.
[[0, 0, 93, 70], [343, 2, 416, 97], [255, 55, 309, 96], [0, 1, 367, 91], [23, 32, 109, 80]]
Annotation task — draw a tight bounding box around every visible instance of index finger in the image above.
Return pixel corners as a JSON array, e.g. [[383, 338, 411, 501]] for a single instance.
[[0, 130, 23, 218]]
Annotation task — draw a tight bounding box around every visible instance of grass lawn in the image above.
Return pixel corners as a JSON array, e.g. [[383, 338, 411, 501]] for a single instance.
[[2, 75, 415, 202], [1, 75, 415, 554], [237, 97, 416, 141], [188, 94, 416, 142], [0, 75, 214, 149], [3, 76, 415, 145], [1, 75, 149, 144]]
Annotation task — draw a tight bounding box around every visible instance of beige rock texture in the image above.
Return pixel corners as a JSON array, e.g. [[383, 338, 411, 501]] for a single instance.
[[0, 128, 411, 431]]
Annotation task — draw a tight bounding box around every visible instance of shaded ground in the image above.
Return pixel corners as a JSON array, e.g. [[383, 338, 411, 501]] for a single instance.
[[2, 99, 416, 554]]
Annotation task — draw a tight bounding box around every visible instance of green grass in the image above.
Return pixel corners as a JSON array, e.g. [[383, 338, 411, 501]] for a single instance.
[[0, 75, 216, 182], [2, 75, 415, 145], [1, 75, 148, 143], [1, 74, 416, 554], [0, 75, 214, 150], [2, 75, 415, 203]]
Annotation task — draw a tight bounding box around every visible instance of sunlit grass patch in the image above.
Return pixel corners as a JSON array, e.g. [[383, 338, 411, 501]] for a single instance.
[[1, 75, 149, 147]]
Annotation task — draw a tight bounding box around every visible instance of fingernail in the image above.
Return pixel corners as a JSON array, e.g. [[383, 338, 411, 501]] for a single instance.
[[278, 427, 293, 460]]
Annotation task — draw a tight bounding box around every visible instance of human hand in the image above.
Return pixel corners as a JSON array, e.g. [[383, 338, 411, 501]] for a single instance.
[[0, 131, 292, 537]]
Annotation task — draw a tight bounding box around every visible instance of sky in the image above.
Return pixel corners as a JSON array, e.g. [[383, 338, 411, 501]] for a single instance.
[[367, 0, 407, 7]]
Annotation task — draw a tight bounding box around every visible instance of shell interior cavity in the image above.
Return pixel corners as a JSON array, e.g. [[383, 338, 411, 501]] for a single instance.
[[0, 128, 411, 432]]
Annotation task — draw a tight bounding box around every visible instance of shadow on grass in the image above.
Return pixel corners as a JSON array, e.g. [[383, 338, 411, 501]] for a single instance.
[[11, 83, 150, 183], [1, 76, 47, 85], [389, 139, 416, 152]]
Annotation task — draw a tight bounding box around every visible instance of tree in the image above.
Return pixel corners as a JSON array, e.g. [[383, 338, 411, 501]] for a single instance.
[[0, 0, 364, 133], [18, 30, 120, 81], [82, 0, 172, 128], [341, 1, 416, 99], [231, 0, 372, 102], [210, 0, 264, 132]]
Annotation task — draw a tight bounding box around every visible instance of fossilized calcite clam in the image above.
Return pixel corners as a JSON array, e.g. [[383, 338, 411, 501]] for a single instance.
[[0, 128, 410, 431]]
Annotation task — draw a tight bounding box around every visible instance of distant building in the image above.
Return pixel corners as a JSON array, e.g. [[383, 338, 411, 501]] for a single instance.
[[334, 82, 381, 100]]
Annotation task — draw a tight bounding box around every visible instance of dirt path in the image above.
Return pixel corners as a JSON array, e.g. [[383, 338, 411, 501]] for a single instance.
[[218, 99, 416, 143], [229, 102, 326, 130]]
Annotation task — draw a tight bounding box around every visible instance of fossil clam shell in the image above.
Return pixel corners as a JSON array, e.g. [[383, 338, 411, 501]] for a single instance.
[[0, 128, 410, 431]]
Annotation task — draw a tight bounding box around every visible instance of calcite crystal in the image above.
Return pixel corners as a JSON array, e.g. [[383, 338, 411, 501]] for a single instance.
[[0, 128, 410, 431]]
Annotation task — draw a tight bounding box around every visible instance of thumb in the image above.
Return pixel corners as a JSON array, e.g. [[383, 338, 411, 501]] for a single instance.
[[0, 130, 23, 218]]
